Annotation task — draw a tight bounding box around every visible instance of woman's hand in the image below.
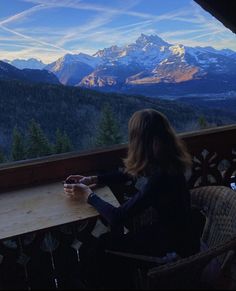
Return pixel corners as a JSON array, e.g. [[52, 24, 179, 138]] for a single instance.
[[64, 183, 93, 202], [65, 175, 98, 186]]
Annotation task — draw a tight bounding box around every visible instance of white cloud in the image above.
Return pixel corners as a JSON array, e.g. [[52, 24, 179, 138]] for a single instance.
[[66, 20, 154, 47], [0, 25, 69, 52], [22, 0, 195, 24], [0, 1, 70, 60], [57, 12, 117, 47], [54, 4, 204, 49], [0, 43, 68, 63], [0, 3, 50, 26]]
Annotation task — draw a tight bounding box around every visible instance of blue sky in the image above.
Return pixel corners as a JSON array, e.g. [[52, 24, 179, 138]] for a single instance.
[[0, 0, 235, 63]]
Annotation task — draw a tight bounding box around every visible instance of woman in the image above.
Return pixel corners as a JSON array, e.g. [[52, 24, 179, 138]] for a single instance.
[[64, 109, 201, 288]]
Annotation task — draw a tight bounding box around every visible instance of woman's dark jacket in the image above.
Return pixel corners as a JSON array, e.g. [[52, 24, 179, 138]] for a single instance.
[[87, 169, 201, 257]]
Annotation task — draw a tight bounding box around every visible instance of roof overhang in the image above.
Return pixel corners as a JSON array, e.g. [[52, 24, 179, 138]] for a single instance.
[[194, 0, 236, 34]]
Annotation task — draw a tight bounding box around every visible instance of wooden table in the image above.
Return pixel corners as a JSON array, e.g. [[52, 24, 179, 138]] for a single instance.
[[0, 182, 119, 240]]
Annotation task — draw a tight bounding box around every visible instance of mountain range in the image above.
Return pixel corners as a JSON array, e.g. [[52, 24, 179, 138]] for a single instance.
[[2, 34, 236, 97], [4, 58, 46, 70]]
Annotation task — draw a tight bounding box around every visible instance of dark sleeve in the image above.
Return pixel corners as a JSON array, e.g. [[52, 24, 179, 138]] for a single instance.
[[97, 169, 134, 184], [87, 176, 157, 227]]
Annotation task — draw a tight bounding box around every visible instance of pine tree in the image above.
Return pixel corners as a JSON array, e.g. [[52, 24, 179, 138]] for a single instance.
[[0, 147, 5, 163], [11, 126, 25, 161], [54, 128, 73, 154], [26, 119, 52, 158], [95, 104, 122, 146], [198, 115, 208, 129]]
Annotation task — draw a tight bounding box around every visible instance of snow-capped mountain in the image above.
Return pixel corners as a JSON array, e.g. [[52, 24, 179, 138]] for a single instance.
[[4, 58, 46, 70], [45, 34, 236, 96], [45, 53, 101, 85], [93, 34, 170, 69]]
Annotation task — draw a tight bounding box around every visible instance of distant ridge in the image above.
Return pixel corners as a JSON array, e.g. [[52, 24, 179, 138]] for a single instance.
[[0, 60, 60, 85], [4, 58, 46, 70]]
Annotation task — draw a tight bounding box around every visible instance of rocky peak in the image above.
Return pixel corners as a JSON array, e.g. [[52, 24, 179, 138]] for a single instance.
[[135, 33, 169, 47]]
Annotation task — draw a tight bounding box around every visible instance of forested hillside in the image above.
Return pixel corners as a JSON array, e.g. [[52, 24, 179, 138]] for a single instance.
[[0, 80, 235, 162]]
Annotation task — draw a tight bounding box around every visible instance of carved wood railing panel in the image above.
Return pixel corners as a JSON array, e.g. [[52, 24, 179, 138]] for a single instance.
[[187, 147, 236, 188], [182, 126, 236, 188], [0, 218, 98, 290]]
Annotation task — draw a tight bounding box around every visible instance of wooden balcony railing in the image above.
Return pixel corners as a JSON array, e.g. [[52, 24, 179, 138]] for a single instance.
[[0, 125, 236, 289]]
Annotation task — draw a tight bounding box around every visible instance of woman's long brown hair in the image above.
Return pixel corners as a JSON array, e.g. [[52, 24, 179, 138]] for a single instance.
[[123, 109, 192, 177]]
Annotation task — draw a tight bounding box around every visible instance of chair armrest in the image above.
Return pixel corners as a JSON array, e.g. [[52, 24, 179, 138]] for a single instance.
[[148, 235, 236, 278], [105, 249, 180, 265]]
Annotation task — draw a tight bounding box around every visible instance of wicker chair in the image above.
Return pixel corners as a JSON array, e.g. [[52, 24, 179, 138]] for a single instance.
[[107, 186, 236, 289]]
